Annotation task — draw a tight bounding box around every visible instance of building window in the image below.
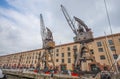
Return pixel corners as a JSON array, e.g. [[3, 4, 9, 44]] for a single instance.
[[73, 45, 77, 49], [113, 54, 118, 59], [56, 53, 59, 56], [51, 54, 53, 56], [32, 56, 34, 59], [90, 49, 94, 54], [50, 49, 53, 53], [67, 47, 70, 51], [68, 52, 71, 57], [61, 65, 66, 71], [100, 55, 106, 60], [35, 60, 36, 64], [119, 38, 120, 42], [108, 40, 113, 45], [56, 49, 59, 52], [68, 58, 71, 63], [56, 59, 59, 62], [39, 52, 41, 56], [97, 42, 102, 47], [61, 53, 64, 57], [36, 56, 37, 59], [98, 48, 104, 52], [110, 46, 116, 51], [62, 59, 64, 63], [73, 45, 77, 51]]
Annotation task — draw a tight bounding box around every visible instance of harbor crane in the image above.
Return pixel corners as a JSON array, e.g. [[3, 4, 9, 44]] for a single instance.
[[61, 5, 99, 73], [38, 14, 55, 71]]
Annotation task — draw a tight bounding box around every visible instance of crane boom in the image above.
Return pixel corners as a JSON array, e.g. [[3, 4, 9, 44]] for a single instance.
[[61, 5, 93, 43], [61, 5, 77, 35], [74, 16, 90, 31], [40, 14, 46, 48], [40, 14, 55, 49]]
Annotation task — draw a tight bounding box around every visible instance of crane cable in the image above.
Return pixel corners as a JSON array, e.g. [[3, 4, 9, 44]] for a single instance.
[[104, 0, 113, 34], [104, 0, 119, 73]]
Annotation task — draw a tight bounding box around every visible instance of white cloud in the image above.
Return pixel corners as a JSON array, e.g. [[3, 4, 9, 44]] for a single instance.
[[0, 0, 120, 55]]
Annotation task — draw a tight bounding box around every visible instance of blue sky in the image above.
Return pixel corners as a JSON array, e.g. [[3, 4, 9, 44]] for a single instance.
[[0, 0, 9, 7], [0, 0, 120, 56]]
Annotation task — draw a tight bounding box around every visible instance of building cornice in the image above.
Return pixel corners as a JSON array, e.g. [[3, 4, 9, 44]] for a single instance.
[[0, 32, 120, 57], [94, 33, 120, 40]]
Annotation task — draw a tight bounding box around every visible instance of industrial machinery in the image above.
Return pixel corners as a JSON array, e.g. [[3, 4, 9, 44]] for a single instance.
[[61, 5, 99, 73], [37, 14, 55, 72]]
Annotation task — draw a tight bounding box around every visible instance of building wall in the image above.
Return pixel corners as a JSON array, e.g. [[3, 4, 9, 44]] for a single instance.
[[54, 43, 79, 70], [0, 33, 120, 71]]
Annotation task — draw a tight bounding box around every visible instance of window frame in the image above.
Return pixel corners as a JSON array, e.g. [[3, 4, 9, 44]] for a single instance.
[[56, 59, 59, 62], [97, 41, 102, 47], [113, 54, 118, 59], [90, 49, 94, 54], [119, 38, 120, 42], [67, 47, 70, 51], [100, 55, 106, 60], [56, 53, 59, 56], [98, 48, 104, 52], [62, 59, 64, 63], [68, 52, 71, 57], [110, 46, 116, 51], [68, 58, 71, 63], [61, 53, 64, 57], [56, 49, 59, 52], [108, 40, 114, 45]]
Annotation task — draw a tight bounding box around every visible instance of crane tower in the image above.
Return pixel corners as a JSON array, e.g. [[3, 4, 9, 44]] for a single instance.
[[39, 14, 55, 71], [61, 5, 99, 73]]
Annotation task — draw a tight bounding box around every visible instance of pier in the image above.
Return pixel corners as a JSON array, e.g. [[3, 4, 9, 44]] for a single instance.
[[3, 70, 80, 79]]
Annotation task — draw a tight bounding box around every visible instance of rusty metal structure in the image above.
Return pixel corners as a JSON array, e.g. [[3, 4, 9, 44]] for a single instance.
[[61, 5, 99, 72], [38, 14, 55, 71]]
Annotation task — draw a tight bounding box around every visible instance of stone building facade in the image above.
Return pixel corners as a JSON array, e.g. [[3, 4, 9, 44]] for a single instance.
[[0, 33, 120, 71]]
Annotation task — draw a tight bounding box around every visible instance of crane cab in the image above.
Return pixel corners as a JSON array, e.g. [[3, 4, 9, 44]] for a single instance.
[[44, 40, 55, 49], [73, 29, 94, 43]]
